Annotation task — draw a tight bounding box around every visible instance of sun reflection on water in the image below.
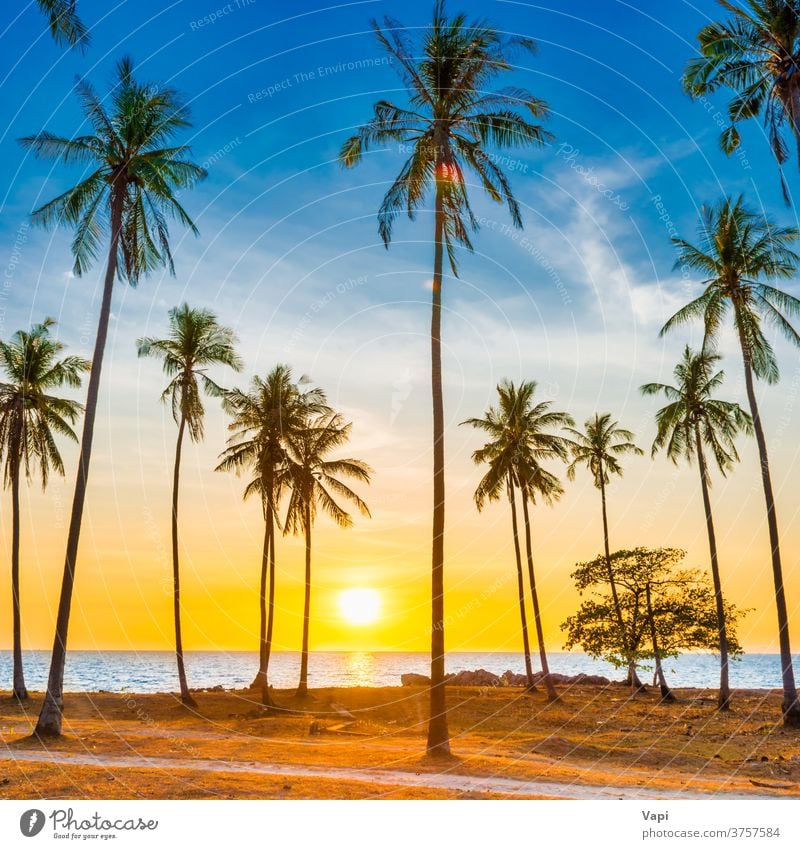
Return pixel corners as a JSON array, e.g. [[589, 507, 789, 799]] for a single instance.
[[343, 651, 377, 687]]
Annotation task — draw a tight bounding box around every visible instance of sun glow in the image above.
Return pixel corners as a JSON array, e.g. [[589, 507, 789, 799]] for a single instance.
[[338, 588, 381, 626]]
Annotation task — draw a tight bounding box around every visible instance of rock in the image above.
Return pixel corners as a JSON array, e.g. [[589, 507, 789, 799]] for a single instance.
[[501, 670, 528, 687], [447, 669, 501, 687], [497, 670, 612, 687], [402, 668, 610, 689], [532, 671, 610, 686], [574, 674, 611, 686], [401, 673, 431, 686]]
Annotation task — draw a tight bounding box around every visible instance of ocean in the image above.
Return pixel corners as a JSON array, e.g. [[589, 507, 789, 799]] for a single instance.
[[0, 650, 795, 693]]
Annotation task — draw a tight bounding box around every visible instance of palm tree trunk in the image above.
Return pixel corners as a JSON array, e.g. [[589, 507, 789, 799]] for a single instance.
[[171, 412, 195, 707], [252, 513, 269, 689], [739, 346, 800, 726], [509, 481, 535, 691], [297, 502, 312, 697], [10, 441, 27, 701], [695, 426, 730, 711], [264, 507, 276, 706], [645, 582, 674, 702], [520, 489, 557, 701], [254, 502, 276, 707], [426, 171, 450, 756], [599, 471, 643, 692], [36, 184, 125, 738]]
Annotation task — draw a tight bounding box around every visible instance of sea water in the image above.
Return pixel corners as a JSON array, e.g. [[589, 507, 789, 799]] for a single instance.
[[0, 650, 795, 693]]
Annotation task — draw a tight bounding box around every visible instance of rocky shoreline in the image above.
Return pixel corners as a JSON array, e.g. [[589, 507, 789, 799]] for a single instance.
[[400, 668, 613, 687]]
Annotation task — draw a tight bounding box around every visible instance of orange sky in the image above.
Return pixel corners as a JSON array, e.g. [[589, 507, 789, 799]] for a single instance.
[[2, 329, 798, 656]]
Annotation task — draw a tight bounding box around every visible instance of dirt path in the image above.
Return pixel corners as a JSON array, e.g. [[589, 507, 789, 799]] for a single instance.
[[0, 748, 770, 800]]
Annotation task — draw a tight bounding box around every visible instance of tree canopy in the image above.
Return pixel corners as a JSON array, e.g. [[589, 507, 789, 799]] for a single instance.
[[562, 547, 744, 670]]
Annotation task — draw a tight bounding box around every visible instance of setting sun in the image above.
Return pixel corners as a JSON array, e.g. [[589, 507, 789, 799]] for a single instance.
[[338, 588, 381, 626]]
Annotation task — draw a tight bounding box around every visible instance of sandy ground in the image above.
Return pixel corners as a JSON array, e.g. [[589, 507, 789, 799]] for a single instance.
[[1, 684, 799, 800]]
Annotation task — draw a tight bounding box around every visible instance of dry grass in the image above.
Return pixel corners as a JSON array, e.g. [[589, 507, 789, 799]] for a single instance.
[[1, 684, 799, 799]]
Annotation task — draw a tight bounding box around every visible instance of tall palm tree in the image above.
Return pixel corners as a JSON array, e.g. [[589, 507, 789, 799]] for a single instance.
[[683, 0, 800, 199], [0, 319, 89, 700], [518, 464, 569, 702], [216, 367, 328, 707], [641, 347, 752, 710], [463, 380, 572, 700], [284, 412, 371, 697], [137, 304, 242, 706], [566, 413, 644, 691], [466, 399, 537, 694], [37, 0, 89, 50], [662, 195, 800, 726], [340, 1, 551, 755], [20, 57, 206, 737]]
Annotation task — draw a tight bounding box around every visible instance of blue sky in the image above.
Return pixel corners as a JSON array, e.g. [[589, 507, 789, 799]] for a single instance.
[[2, 0, 800, 653], [2, 0, 788, 357]]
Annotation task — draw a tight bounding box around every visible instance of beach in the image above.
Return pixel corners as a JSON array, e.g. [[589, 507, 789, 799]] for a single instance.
[[2, 684, 798, 800]]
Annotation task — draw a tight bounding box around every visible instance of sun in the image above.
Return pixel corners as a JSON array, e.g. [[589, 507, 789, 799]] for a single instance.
[[338, 588, 381, 626]]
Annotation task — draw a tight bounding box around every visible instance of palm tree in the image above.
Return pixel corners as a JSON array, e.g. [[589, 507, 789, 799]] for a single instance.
[[37, 0, 89, 50], [463, 380, 572, 700], [0, 319, 89, 700], [466, 394, 537, 694], [340, 1, 551, 755], [662, 195, 800, 726], [566, 414, 644, 691], [20, 57, 206, 737], [683, 0, 800, 198], [216, 367, 328, 706], [284, 412, 371, 697], [641, 347, 752, 710], [137, 304, 242, 706]]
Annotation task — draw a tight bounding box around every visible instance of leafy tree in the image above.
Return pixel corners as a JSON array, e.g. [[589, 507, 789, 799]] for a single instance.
[[137, 304, 242, 705], [0, 319, 89, 699], [565, 414, 643, 690], [563, 548, 743, 700], [648, 582, 744, 699], [663, 195, 800, 726], [641, 346, 751, 709], [340, 0, 551, 755], [20, 57, 206, 737]]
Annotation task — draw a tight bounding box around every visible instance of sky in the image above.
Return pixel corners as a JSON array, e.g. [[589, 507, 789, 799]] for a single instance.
[[1, 0, 800, 659]]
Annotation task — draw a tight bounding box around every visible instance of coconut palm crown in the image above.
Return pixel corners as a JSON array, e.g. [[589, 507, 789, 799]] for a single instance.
[[662, 196, 800, 384], [340, 1, 551, 271], [641, 346, 752, 473], [137, 304, 243, 441], [0, 319, 89, 487], [20, 56, 206, 283], [683, 0, 800, 196], [37, 0, 89, 50], [0, 318, 89, 701]]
